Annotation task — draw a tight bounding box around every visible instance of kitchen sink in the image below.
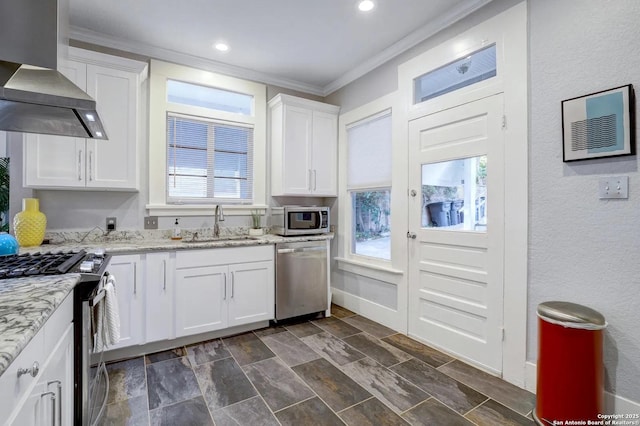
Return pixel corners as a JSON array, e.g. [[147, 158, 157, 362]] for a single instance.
[[181, 235, 260, 243]]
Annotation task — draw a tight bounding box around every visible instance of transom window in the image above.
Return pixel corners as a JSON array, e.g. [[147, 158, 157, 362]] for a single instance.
[[414, 44, 497, 104]]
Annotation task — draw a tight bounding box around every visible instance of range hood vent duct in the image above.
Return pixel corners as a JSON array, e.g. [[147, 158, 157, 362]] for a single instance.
[[0, 0, 107, 139]]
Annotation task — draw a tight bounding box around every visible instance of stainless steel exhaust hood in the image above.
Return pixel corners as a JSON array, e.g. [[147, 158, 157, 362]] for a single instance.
[[0, 0, 108, 139]]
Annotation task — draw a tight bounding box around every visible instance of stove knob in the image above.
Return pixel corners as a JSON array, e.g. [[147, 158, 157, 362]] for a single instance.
[[79, 261, 94, 273]]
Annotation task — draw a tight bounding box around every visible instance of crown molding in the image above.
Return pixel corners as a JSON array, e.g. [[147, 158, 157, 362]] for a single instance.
[[321, 0, 493, 96], [70, 0, 492, 99], [69, 26, 326, 96]]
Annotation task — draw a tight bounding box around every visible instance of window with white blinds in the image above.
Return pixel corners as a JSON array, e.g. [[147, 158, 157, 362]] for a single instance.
[[167, 114, 253, 203], [347, 110, 392, 260], [347, 110, 392, 190]]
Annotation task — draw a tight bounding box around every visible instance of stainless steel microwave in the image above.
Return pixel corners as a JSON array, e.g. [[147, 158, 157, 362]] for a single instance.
[[272, 206, 330, 236]]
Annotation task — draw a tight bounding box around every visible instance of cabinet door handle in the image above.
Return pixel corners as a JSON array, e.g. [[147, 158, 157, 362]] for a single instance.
[[313, 169, 317, 191], [41, 390, 56, 426], [223, 273, 227, 300], [17, 361, 40, 378], [133, 262, 137, 295], [48, 380, 62, 426], [89, 151, 93, 181], [162, 260, 167, 290], [308, 169, 312, 191], [78, 150, 83, 181], [231, 271, 234, 298]]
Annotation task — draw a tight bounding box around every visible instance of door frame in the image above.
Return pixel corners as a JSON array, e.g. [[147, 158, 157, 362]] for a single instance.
[[397, 3, 528, 387]]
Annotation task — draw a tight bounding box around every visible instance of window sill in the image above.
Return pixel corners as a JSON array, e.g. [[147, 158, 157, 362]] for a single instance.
[[146, 204, 268, 217], [335, 257, 404, 285]]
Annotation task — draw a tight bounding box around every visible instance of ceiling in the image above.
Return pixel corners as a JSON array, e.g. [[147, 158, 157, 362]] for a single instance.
[[68, 0, 492, 96]]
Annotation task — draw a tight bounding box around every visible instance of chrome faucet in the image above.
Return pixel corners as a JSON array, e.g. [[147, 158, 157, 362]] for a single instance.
[[214, 205, 225, 238]]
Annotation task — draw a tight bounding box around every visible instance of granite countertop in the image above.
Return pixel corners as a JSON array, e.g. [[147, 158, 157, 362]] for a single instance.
[[1, 230, 333, 378], [0, 274, 81, 379], [19, 231, 334, 255]]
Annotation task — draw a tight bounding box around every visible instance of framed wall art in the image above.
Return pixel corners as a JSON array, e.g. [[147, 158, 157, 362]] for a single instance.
[[562, 84, 635, 162]]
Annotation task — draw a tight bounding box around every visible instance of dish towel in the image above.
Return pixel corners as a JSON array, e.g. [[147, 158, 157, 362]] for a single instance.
[[94, 275, 121, 352]]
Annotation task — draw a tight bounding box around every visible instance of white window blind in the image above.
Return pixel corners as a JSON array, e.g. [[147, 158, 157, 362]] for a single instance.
[[347, 110, 392, 190], [167, 114, 253, 203]]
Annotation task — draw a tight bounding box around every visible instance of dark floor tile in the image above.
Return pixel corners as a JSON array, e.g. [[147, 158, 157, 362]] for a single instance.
[[402, 398, 475, 426], [292, 358, 371, 411], [260, 330, 321, 366], [105, 357, 146, 405], [331, 304, 356, 319], [242, 357, 315, 412], [144, 347, 187, 365], [343, 333, 412, 367], [313, 316, 362, 338], [465, 399, 535, 425], [342, 315, 396, 339], [439, 360, 535, 416], [286, 321, 324, 338], [212, 396, 280, 426], [275, 396, 345, 426], [253, 325, 287, 337], [149, 396, 214, 426], [222, 332, 276, 366], [341, 357, 429, 414], [194, 357, 257, 411], [381, 334, 453, 368], [391, 358, 487, 415], [98, 395, 149, 426], [186, 338, 231, 366], [301, 331, 366, 366], [339, 398, 409, 426], [146, 357, 201, 410]]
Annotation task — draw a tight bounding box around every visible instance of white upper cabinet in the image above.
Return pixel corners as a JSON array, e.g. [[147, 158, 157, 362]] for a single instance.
[[269, 94, 339, 196], [23, 47, 148, 191]]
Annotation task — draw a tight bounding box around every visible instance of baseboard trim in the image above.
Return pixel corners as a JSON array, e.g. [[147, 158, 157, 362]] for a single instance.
[[331, 288, 405, 333], [524, 361, 640, 413]]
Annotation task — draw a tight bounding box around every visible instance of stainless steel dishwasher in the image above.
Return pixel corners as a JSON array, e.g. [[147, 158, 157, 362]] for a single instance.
[[275, 240, 328, 320]]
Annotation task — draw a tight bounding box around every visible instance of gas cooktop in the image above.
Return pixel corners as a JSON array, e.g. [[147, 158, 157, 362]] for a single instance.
[[0, 250, 108, 280]]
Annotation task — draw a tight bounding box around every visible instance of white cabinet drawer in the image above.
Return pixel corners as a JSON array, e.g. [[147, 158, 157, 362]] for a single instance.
[[175, 245, 274, 269], [0, 325, 45, 421]]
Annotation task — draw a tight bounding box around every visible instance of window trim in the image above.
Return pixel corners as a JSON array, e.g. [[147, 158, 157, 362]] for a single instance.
[[147, 59, 266, 216]]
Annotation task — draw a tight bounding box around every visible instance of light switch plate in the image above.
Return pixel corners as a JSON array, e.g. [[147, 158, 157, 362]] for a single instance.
[[106, 217, 117, 231], [599, 176, 628, 199], [144, 216, 159, 229]]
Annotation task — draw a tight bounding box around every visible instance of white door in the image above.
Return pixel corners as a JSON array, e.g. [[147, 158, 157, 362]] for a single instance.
[[106, 255, 144, 350], [227, 261, 274, 327], [175, 265, 228, 337], [86, 64, 139, 190], [408, 94, 505, 374], [145, 252, 174, 343]]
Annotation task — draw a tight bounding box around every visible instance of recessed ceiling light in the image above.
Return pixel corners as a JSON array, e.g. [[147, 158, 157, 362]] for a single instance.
[[358, 0, 375, 12], [214, 42, 229, 52]]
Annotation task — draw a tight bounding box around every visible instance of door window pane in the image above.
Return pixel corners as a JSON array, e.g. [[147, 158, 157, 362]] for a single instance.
[[352, 190, 391, 259], [421, 156, 486, 231]]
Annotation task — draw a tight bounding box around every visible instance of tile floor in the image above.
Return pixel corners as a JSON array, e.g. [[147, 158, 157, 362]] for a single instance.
[[98, 305, 536, 425]]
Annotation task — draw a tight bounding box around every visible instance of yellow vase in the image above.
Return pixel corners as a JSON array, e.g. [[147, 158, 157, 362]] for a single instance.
[[13, 198, 47, 247]]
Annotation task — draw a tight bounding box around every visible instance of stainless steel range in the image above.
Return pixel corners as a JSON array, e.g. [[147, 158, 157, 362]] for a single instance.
[[0, 249, 112, 426]]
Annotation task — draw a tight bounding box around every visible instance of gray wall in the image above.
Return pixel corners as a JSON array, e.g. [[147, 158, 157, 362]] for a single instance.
[[528, 0, 640, 402]]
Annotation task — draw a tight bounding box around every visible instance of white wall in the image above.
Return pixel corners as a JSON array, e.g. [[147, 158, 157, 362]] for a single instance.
[[529, 0, 640, 403]]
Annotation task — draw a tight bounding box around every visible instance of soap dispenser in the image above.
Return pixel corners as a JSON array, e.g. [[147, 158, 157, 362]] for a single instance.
[[171, 218, 182, 240]]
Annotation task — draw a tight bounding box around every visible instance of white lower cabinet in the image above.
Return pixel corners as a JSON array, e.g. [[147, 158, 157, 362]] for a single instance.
[[105, 246, 275, 350], [145, 252, 175, 342], [175, 246, 275, 338], [105, 254, 144, 350], [3, 296, 73, 426]]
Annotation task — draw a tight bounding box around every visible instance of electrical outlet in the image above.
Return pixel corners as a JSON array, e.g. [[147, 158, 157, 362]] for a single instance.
[[106, 217, 117, 231], [144, 216, 159, 229]]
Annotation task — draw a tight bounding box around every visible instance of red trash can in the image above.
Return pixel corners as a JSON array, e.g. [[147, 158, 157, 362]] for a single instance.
[[534, 301, 606, 425]]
